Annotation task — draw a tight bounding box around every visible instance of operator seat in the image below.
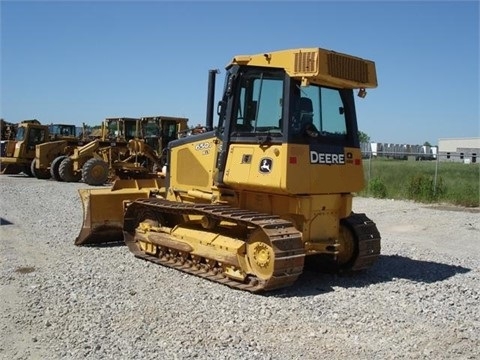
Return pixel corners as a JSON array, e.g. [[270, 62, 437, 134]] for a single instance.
[[298, 97, 314, 124], [299, 97, 318, 137], [280, 97, 314, 131], [288, 97, 318, 137]]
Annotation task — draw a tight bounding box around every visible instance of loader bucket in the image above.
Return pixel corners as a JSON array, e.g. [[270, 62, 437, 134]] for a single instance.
[[75, 178, 165, 246]]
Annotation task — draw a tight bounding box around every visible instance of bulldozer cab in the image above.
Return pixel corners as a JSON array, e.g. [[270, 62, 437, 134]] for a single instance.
[[210, 48, 377, 196], [166, 48, 377, 199]]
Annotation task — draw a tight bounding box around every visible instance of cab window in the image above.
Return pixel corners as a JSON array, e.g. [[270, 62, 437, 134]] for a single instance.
[[291, 85, 347, 138], [231, 69, 284, 136]]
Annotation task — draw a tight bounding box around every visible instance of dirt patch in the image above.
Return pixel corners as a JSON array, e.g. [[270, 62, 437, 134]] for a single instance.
[[426, 204, 480, 213], [14, 266, 35, 274]]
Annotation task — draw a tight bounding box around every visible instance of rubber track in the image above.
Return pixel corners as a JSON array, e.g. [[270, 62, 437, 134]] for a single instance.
[[123, 198, 306, 293], [344, 212, 381, 271]]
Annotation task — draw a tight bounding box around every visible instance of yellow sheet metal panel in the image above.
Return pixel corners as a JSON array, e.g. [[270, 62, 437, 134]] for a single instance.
[[223, 144, 285, 193], [285, 145, 365, 194], [229, 47, 377, 89], [238, 191, 353, 245], [223, 144, 364, 195], [169, 136, 220, 194], [297, 194, 350, 242]]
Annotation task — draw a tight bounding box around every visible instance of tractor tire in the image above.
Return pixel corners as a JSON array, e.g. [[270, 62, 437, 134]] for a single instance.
[[31, 159, 51, 180], [59, 157, 81, 182], [50, 155, 67, 181], [30, 159, 37, 178], [81, 158, 109, 186]]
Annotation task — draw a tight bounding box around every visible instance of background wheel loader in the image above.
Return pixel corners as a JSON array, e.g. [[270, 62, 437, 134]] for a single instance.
[[0, 120, 78, 176], [58, 116, 188, 185], [76, 47, 381, 293], [57, 117, 141, 185], [31, 123, 90, 180]]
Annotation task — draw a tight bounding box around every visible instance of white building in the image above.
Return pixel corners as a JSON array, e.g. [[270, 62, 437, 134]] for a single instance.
[[438, 137, 480, 163]]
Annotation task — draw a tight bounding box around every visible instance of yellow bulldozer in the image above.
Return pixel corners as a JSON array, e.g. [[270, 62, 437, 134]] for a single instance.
[[58, 116, 188, 185], [76, 47, 381, 293]]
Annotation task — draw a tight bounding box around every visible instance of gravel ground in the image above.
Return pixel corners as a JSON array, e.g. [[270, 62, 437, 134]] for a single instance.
[[0, 175, 479, 360]]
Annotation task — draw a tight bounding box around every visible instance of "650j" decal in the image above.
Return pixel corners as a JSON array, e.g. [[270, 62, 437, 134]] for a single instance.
[[195, 142, 211, 151]]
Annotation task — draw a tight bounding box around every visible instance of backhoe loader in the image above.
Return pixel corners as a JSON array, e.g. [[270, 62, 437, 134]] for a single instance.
[[76, 47, 381, 293]]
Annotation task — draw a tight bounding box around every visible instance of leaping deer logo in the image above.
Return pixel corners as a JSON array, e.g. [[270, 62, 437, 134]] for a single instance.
[[259, 158, 272, 173]]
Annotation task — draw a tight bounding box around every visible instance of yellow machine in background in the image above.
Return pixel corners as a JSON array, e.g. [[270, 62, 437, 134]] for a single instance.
[[57, 117, 142, 184], [57, 116, 188, 185], [0, 120, 79, 176], [113, 116, 189, 178], [0, 119, 18, 141], [76, 47, 381, 292], [32, 123, 88, 179]]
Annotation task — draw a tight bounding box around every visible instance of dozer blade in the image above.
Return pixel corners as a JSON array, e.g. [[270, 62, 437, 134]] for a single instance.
[[75, 178, 164, 246]]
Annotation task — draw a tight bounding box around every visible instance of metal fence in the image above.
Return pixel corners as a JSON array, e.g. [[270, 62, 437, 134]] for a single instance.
[[361, 143, 439, 160], [360, 150, 480, 200]]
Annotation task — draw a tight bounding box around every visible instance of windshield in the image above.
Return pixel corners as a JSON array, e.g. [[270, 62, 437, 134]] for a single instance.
[[124, 121, 137, 139], [28, 128, 47, 145], [106, 119, 137, 139], [15, 127, 25, 141], [143, 121, 160, 137], [50, 124, 76, 136]]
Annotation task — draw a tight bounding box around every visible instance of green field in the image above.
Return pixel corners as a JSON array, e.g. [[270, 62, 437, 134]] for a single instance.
[[358, 158, 480, 207]]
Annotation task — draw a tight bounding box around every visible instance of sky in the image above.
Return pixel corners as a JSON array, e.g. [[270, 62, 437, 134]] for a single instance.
[[1, 0, 479, 145]]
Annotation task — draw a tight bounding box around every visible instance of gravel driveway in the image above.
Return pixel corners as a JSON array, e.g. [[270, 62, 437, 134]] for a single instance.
[[1, 175, 479, 360]]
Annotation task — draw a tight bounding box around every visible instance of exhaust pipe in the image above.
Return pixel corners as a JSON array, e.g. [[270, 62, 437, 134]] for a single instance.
[[205, 69, 219, 131]]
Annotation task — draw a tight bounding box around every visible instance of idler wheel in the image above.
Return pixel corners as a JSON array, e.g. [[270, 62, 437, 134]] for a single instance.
[[246, 228, 274, 280], [336, 219, 358, 268]]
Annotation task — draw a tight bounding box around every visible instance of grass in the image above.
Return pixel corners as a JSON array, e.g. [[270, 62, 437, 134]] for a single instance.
[[358, 158, 480, 207]]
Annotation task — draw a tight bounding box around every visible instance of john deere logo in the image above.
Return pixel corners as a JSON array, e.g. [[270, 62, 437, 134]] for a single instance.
[[259, 158, 272, 173]]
